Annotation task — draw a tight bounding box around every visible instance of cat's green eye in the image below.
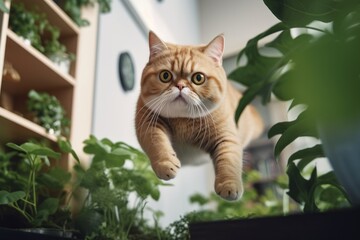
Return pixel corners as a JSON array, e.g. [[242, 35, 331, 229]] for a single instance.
[[191, 72, 206, 85], [159, 70, 173, 83]]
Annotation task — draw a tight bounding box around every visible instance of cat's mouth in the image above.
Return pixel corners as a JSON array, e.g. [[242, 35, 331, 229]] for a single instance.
[[173, 95, 187, 104]]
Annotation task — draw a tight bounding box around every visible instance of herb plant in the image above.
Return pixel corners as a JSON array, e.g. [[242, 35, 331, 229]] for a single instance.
[[8, 3, 75, 66], [8, 2, 46, 52], [0, 141, 72, 228], [27, 90, 70, 137], [73, 135, 169, 239], [228, 0, 358, 212]]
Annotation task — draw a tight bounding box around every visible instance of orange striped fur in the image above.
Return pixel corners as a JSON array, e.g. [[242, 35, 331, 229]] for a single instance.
[[135, 31, 263, 200]]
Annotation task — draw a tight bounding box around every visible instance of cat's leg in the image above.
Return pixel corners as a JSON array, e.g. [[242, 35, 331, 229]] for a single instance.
[[136, 116, 181, 180], [210, 132, 244, 201]]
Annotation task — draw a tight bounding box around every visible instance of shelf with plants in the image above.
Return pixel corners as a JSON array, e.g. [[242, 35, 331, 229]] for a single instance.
[[0, 0, 79, 154], [0, 107, 58, 144]]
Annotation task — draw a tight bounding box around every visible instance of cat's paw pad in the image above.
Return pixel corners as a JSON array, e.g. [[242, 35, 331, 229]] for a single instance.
[[215, 179, 243, 201], [153, 158, 181, 180]]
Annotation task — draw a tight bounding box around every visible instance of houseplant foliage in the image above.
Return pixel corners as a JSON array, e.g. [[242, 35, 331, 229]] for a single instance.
[[27, 90, 70, 137], [55, 0, 111, 27], [229, 0, 359, 211], [8, 3, 75, 67], [0, 141, 73, 229], [72, 135, 170, 239]]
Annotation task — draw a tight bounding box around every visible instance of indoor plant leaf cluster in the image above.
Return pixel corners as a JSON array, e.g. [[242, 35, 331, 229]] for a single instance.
[[0, 141, 72, 229], [73, 135, 170, 239], [8, 2, 75, 66], [229, 0, 359, 211], [27, 90, 70, 137], [55, 0, 112, 27]]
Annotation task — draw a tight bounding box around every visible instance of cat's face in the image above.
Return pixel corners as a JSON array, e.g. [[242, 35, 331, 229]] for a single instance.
[[139, 32, 227, 118]]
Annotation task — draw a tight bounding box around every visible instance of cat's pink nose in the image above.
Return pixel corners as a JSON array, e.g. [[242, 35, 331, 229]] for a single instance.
[[176, 82, 186, 90]]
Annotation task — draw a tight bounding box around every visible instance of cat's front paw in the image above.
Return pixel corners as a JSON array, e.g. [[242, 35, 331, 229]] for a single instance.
[[152, 155, 181, 180], [215, 178, 243, 201]]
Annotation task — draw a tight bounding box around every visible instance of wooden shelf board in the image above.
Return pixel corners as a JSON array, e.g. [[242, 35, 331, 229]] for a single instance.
[[3, 29, 75, 95], [0, 107, 57, 144], [12, 0, 79, 36]]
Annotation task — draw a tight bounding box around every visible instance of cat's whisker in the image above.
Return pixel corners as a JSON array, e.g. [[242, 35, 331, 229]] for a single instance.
[[138, 97, 165, 134]]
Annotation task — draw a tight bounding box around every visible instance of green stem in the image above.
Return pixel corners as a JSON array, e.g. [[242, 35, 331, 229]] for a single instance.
[[10, 203, 33, 223]]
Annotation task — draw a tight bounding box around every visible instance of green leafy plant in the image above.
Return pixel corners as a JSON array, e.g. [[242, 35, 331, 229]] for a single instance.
[[228, 0, 358, 212], [27, 90, 70, 137], [8, 2, 75, 66], [0, 141, 72, 228], [8, 2, 47, 52], [73, 135, 169, 239], [56, 0, 111, 27], [43, 24, 75, 65]]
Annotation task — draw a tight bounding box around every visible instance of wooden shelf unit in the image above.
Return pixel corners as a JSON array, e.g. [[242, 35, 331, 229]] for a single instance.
[[0, 0, 99, 170]]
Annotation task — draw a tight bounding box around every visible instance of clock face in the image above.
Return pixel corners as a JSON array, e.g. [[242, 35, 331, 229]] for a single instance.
[[118, 52, 135, 91]]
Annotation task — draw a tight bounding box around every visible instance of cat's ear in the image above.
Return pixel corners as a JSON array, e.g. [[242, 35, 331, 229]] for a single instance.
[[149, 31, 168, 60], [204, 34, 225, 66]]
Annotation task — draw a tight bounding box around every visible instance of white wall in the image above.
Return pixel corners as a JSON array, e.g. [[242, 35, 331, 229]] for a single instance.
[[198, 0, 279, 57], [92, 0, 213, 227]]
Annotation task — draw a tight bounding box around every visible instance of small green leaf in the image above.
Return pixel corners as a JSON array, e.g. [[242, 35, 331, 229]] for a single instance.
[[268, 120, 296, 139], [31, 148, 61, 159], [58, 139, 80, 163], [6, 143, 27, 154]]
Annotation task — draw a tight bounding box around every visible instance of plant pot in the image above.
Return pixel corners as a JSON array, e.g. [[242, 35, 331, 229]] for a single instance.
[[47, 54, 71, 74], [189, 206, 360, 240], [0, 227, 78, 240], [318, 122, 360, 206]]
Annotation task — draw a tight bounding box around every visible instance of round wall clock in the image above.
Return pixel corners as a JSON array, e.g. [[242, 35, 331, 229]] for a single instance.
[[118, 52, 135, 91]]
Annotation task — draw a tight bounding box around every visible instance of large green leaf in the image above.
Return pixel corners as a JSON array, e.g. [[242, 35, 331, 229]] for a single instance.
[[0, 190, 26, 204], [10, 142, 61, 159], [288, 144, 324, 164], [268, 119, 296, 138], [263, 0, 354, 26], [6, 143, 27, 154], [286, 162, 318, 212], [273, 112, 318, 156]]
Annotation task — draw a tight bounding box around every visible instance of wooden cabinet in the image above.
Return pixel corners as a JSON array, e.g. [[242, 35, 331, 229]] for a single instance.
[[0, 0, 99, 169]]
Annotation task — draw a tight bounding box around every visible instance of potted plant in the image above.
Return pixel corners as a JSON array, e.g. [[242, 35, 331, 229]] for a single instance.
[[72, 135, 169, 239], [228, 0, 359, 210], [43, 24, 75, 74], [0, 140, 78, 238], [27, 90, 70, 137], [8, 2, 46, 51]]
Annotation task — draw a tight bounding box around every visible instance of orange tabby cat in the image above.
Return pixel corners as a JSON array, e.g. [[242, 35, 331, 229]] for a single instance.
[[135, 31, 263, 200]]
